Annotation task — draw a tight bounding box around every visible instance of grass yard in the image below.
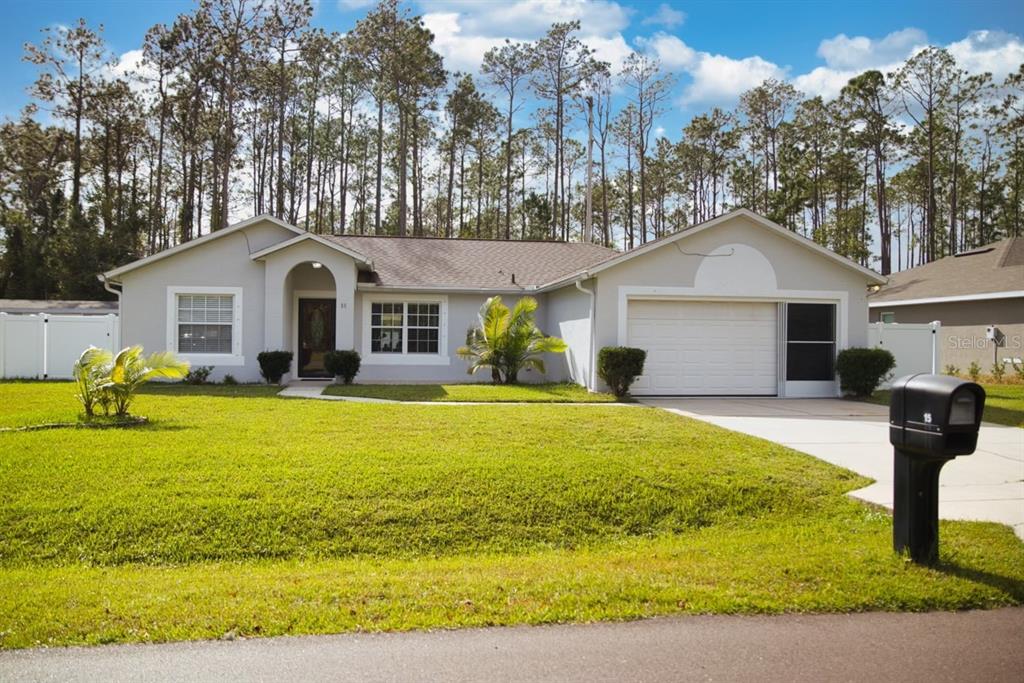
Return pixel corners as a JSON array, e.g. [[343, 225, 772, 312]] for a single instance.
[[322, 382, 616, 402], [867, 383, 1024, 428], [0, 381, 1022, 649]]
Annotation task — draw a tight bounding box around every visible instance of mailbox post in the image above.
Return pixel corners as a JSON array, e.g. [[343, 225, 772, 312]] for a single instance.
[[888, 374, 985, 564]]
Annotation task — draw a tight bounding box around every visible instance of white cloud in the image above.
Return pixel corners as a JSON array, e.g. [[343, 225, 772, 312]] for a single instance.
[[792, 27, 1024, 100], [947, 30, 1024, 80], [641, 3, 685, 29], [635, 32, 696, 70], [422, 0, 630, 40], [683, 53, 787, 105], [817, 28, 927, 70], [422, 12, 506, 74], [584, 32, 634, 73]]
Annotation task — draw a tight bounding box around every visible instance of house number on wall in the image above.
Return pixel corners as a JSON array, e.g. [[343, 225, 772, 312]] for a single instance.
[[338, 303, 347, 309]]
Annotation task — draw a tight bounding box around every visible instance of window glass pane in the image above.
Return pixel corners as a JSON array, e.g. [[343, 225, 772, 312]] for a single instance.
[[178, 324, 232, 354], [407, 327, 439, 354], [371, 327, 403, 353], [177, 294, 233, 354], [880, 312, 895, 323], [787, 342, 835, 381], [787, 303, 835, 342]]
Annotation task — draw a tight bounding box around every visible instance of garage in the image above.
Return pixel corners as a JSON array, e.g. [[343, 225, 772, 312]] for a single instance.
[[626, 299, 778, 396]]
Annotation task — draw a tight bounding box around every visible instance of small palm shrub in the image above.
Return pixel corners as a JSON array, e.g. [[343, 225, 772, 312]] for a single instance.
[[598, 347, 647, 398], [835, 347, 896, 397], [324, 350, 361, 384], [968, 361, 982, 382], [257, 351, 293, 384], [944, 364, 960, 377], [991, 361, 1006, 383], [457, 296, 567, 384], [72, 345, 190, 418]]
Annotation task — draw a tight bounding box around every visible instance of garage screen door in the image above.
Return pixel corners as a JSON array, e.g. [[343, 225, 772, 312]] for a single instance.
[[627, 300, 778, 395]]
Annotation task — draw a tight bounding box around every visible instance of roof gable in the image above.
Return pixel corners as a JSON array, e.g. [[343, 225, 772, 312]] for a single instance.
[[103, 215, 303, 281], [249, 233, 373, 266], [540, 208, 886, 288]]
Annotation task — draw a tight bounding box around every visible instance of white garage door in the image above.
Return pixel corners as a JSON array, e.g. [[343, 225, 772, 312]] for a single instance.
[[627, 300, 778, 395]]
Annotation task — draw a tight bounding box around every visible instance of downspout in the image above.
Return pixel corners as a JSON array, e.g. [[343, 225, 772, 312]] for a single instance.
[[99, 273, 123, 349], [575, 277, 596, 392]]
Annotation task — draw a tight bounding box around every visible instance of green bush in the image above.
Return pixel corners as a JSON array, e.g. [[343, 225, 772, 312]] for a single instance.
[[222, 374, 238, 386], [257, 351, 293, 385], [944, 364, 960, 377], [324, 350, 362, 384], [184, 366, 213, 385], [835, 347, 896, 397], [597, 347, 647, 398]]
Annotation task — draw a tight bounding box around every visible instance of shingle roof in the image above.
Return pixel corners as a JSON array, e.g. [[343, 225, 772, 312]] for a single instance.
[[868, 237, 1024, 303], [322, 235, 618, 289], [0, 299, 118, 315]]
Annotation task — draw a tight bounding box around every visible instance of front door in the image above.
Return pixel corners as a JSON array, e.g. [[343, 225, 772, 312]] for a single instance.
[[298, 298, 336, 378]]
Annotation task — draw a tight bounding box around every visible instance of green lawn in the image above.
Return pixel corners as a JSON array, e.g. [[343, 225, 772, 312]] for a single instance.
[[0, 382, 1022, 649], [322, 382, 616, 402], [867, 383, 1024, 428]]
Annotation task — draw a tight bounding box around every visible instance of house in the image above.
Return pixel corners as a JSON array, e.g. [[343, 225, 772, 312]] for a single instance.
[[868, 237, 1024, 371], [100, 209, 884, 396]]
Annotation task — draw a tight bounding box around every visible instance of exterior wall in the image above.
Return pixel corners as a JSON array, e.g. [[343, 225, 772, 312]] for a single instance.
[[544, 281, 593, 388], [118, 220, 295, 382], [590, 214, 873, 395], [869, 299, 1024, 370], [350, 290, 566, 384]]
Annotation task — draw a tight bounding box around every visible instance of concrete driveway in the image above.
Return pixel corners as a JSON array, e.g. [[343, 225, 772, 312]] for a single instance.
[[643, 398, 1024, 539]]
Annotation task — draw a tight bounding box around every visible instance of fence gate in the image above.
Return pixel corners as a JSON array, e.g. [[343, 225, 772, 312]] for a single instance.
[[868, 321, 941, 387], [0, 313, 119, 379]]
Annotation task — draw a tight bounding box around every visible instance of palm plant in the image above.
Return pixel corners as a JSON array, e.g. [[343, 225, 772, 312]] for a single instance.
[[457, 296, 567, 384], [72, 346, 114, 417], [100, 346, 190, 416]]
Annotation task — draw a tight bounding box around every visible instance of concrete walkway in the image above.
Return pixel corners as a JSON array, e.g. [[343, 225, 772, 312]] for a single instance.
[[644, 397, 1024, 539], [2, 608, 1021, 682]]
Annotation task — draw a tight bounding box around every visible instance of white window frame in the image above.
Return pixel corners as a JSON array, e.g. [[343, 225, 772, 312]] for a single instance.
[[166, 285, 245, 366], [361, 294, 449, 365]]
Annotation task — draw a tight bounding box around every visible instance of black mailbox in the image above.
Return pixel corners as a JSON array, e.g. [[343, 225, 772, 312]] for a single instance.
[[888, 374, 985, 564]]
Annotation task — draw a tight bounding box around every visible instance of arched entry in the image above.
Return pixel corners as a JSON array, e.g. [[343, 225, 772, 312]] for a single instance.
[[286, 261, 337, 378]]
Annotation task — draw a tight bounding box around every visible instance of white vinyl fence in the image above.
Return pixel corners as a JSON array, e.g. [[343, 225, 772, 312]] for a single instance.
[[868, 321, 940, 387], [0, 313, 119, 380]]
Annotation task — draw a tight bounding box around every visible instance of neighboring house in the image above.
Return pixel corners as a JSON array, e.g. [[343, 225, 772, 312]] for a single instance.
[[101, 209, 883, 396], [868, 238, 1024, 371]]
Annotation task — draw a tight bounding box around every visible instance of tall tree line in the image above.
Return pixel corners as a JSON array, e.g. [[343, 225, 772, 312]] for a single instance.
[[1, 0, 1023, 300]]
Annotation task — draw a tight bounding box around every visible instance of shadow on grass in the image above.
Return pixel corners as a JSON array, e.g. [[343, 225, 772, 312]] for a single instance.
[[935, 560, 1024, 600]]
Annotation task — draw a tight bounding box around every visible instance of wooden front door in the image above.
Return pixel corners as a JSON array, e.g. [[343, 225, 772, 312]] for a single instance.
[[298, 299, 336, 378]]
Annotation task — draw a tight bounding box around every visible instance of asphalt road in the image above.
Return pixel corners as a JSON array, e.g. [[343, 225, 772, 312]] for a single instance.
[[2, 608, 1022, 682]]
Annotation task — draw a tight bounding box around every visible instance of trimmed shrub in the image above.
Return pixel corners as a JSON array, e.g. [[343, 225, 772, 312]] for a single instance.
[[836, 347, 895, 397], [597, 346, 647, 398], [257, 351, 293, 385], [324, 350, 362, 384], [184, 365, 213, 385], [222, 374, 238, 386]]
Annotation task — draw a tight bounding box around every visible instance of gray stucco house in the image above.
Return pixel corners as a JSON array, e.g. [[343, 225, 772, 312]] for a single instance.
[[869, 237, 1024, 370], [101, 209, 884, 396]]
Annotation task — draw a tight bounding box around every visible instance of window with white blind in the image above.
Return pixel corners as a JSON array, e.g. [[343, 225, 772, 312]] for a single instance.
[[362, 296, 449, 365], [177, 294, 233, 354], [166, 286, 243, 365]]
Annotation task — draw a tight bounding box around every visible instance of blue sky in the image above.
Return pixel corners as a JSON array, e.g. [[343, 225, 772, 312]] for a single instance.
[[4, 0, 1023, 133]]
